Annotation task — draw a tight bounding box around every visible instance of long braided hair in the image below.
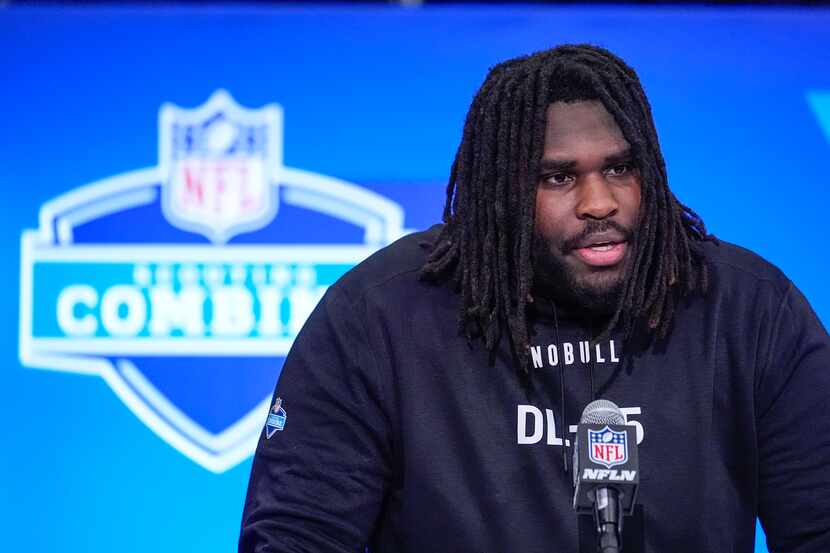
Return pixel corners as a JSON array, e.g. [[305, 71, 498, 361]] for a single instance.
[[421, 44, 713, 371]]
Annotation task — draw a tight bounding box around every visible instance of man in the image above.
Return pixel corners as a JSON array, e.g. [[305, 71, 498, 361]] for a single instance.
[[240, 44, 830, 552]]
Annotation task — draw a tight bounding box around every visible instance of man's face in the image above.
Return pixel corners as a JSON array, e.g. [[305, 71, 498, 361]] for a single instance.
[[533, 100, 642, 314]]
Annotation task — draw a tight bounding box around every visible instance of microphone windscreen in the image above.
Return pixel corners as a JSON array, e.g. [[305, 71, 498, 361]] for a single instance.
[[579, 399, 625, 425]]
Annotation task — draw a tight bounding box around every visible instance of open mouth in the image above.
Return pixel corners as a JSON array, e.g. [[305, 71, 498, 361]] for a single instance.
[[586, 242, 617, 251], [573, 241, 627, 266]]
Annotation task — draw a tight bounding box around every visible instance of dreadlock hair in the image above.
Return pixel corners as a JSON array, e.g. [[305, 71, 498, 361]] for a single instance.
[[420, 44, 714, 373]]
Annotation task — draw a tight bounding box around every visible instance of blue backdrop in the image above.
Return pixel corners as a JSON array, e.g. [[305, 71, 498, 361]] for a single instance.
[[2, 5, 829, 552]]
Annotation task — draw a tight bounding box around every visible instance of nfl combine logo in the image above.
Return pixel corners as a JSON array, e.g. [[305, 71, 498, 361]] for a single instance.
[[19, 90, 407, 473], [265, 397, 286, 439], [588, 426, 629, 469]]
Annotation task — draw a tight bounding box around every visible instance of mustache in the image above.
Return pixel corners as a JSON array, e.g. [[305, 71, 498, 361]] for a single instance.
[[560, 220, 634, 252]]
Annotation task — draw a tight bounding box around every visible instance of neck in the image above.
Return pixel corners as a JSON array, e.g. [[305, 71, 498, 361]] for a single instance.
[[529, 287, 615, 333]]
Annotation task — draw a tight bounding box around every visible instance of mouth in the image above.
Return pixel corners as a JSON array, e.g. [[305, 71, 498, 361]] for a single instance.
[[572, 240, 628, 267]]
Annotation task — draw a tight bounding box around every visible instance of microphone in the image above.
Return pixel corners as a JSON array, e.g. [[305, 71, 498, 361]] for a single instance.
[[572, 399, 639, 553]]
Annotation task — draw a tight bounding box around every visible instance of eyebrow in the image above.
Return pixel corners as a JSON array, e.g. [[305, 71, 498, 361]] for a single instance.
[[603, 148, 634, 166], [538, 147, 634, 173], [538, 158, 577, 172]]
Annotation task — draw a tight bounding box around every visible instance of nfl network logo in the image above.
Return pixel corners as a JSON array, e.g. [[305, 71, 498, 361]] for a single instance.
[[19, 90, 408, 473], [588, 426, 629, 469]]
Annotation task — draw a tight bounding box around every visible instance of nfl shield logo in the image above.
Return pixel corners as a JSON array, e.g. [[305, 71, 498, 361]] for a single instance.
[[159, 90, 282, 244], [588, 426, 629, 469]]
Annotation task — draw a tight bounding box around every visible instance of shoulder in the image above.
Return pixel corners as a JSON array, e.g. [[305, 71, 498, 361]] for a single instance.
[[330, 224, 444, 305], [695, 239, 792, 299]]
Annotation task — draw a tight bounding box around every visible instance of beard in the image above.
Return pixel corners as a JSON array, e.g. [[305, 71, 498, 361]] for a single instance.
[[531, 221, 634, 317]]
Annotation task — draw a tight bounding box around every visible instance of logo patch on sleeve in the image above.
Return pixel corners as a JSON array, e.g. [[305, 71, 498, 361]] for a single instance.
[[265, 397, 287, 438]]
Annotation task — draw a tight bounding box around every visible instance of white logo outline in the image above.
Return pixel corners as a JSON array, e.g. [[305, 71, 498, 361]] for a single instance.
[[19, 90, 409, 473]]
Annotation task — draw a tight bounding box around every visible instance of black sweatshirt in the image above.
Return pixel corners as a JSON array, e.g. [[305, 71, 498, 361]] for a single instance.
[[240, 225, 830, 553]]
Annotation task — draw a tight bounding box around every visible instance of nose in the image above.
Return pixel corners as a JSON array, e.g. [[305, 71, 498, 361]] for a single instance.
[[576, 173, 618, 220]]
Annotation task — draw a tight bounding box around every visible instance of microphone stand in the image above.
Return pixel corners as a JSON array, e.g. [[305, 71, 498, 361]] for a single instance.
[[593, 488, 623, 553]]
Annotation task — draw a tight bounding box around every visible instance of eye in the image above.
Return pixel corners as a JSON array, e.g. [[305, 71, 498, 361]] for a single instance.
[[605, 163, 633, 177], [541, 172, 575, 187]]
